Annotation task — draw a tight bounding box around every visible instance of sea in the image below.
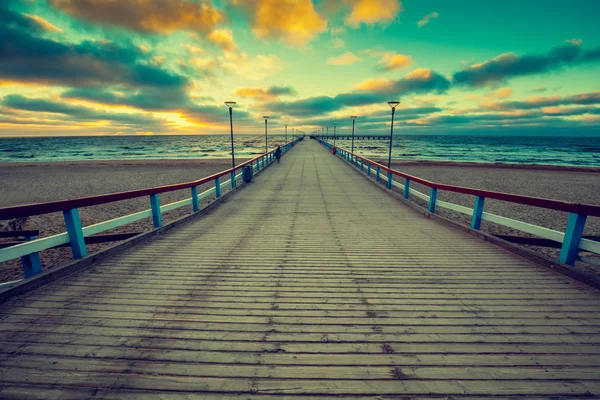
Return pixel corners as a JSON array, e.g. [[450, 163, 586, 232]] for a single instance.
[[0, 135, 599, 167]]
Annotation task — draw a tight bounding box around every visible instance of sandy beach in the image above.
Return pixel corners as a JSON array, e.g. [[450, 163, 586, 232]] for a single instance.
[[1, 158, 599, 282]]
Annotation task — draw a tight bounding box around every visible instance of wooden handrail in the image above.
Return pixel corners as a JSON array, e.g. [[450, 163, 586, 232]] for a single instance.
[[0, 147, 279, 220], [332, 144, 600, 218]]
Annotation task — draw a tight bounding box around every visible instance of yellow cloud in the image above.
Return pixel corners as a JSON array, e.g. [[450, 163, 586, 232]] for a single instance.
[[326, 52, 362, 66], [354, 78, 394, 92], [50, 0, 223, 34], [234, 0, 327, 46], [492, 88, 513, 99], [376, 52, 412, 70], [220, 53, 283, 80], [346, 0, 401, 27], [417, 11, 439, 27], [208, 29, 237, 52], [180, 44, 204, 54], [24, 14, 63, 32]]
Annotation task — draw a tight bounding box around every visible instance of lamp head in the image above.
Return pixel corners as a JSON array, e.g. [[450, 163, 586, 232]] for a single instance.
[[263, 116, 270, 120], [350, 116, 358, 120], [224, 101, 236, 108], [387, 101, 400, 109]]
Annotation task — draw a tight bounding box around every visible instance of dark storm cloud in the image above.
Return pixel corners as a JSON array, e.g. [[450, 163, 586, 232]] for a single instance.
[[487, 91, 600, 111], [63, 88, 191, 111], [452, 42, 600, 87]]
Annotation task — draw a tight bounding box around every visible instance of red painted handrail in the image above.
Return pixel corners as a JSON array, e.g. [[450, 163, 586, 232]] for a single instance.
[[0, 146, 284, 220], [335, 144, 600, 218]]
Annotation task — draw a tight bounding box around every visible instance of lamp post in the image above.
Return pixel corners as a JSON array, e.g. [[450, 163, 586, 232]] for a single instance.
[[333, 124, 337, 146], [285, 124, 288, 143], [350, 116, 357, 153], [387, 101, 400, 168], [224, 101, 236, 167], [263, 116, 270, 153]]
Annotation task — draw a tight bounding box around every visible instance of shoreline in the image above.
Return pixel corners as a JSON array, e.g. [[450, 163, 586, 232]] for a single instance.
[[2, 158, 599, 173]]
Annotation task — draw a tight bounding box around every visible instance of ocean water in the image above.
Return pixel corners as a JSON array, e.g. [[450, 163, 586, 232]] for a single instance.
[[0, 135, 599, 167]]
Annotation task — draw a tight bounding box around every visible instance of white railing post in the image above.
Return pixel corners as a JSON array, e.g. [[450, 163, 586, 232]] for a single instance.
[[63, 208, 87, 259]]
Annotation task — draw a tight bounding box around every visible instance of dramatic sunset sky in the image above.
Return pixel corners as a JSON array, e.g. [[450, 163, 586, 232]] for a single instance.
[[1, 0, 599, 136]]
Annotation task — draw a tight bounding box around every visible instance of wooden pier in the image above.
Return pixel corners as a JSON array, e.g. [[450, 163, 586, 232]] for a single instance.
[[1, 139, 600, 398], [314, 134, 389, 140]]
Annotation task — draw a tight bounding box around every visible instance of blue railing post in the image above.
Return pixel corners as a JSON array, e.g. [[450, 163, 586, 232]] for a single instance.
[[191, 186, 199, 212], [63, 208, 87, 259], [403, 179, 410, 199], [215, 177, 222, 198], [367, 163, 371, 177], [21, 235, 42, 278], [428, 188, 438, 213], [386, 171, 393, 189], [231, 171, 236, 189], [471, 196, 485, 230], [559, 213, 587, 265], [355, 156, 359, 167], [149, 193, 162, 228], [360, 159, 364, 171], [376, 166, 380, 182]]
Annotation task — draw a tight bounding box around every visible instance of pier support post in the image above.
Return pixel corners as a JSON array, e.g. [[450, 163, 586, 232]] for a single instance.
[[231, 171, 236, 189], [471, 196, 485, 230], [63, 208, 87, 259], [559, 213, 587, 265], [428, 188, 438, 213], [191, 186, 199, 212], [386, 171, 393, 189], [215, 177, 222, 198], [21, 235, 42, 278], [149, 194, 162, 228], [404, 179, 410, 199], [376, 166, 380, 182]]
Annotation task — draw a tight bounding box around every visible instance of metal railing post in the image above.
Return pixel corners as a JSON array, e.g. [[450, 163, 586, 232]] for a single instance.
[[403, 179, 410, 198], [191, 186, 199, 212], [63, 208, 87, 259], [149, 194, 162, 228], [231, 171, 236, 189], [367, 163, 371, 176], [471, 196, 485, 230], [428, 188, 438, 213], [360, 159, 364, 171], [376, 166, 380, 182], [21, 235, 42, 278], [559, 212, 587, 265], [386, 171, 392, 189], [215, 177, 222, 198]]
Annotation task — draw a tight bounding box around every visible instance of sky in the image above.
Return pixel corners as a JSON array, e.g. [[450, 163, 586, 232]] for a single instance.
[[1, 0, 600, 137]]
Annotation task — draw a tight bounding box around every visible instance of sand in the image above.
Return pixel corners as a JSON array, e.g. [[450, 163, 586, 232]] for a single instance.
[[1, 158, 599, 282]]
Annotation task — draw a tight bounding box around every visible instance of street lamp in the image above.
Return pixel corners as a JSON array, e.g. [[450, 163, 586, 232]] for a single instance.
[[263, 116, 270, 153], [333, 124, 337, 146], [387, 101, 400, 168], [285, 124, 288, 143], [350, 116, 357, 153], [224, 101, 236, 167]]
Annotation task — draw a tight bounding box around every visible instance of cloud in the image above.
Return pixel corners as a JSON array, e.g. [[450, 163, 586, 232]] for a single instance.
[[345, 0, 402, 27], [49, 0, 223, 35], [355, 68, 452, 95], [208, 29, 237, 52], [180, 44, 204, 54], [453, 41, 600, 87], [376, 52, 412, 71], [326, 51, 362, 65], [0, 13, 188, 89], [63, 87, 191, 111], [483, 91, 600, 111], [23, 14, 63, 32], [234, 0, 327, 46], [234, 86, 297, 101], [219, 52, 283, 80], [417, 11, 439, 27], [332, 37, 345, 48], [2, 94, 162, 126], [492, 88, 513, 98]]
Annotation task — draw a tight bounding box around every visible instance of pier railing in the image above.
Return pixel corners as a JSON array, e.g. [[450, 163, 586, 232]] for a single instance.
[[0, 139, 301, 285], [317, 139, 600, 266]]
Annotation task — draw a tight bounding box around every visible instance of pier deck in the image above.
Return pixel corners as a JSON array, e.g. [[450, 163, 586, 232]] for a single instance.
[[1, 140, 599, 398]]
